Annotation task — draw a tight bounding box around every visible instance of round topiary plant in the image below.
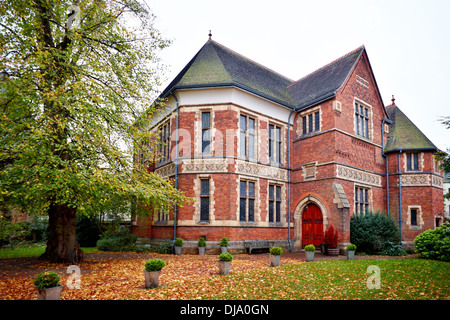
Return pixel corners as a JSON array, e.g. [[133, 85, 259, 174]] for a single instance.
[[174, 238, 183, 247], [269, 246, 283, 256], [219, 252, 233, 261], [34, 271, 60, 290], [347, 244, 357, 251], [304, 244, 316, 252], [144, 259, 166, 272], [198, 237, 206, 247], [220, 237, 228, 247]]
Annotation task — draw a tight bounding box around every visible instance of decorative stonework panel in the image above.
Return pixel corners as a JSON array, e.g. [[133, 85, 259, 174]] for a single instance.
[[154, 163, 176, 177], [236, 160, 287, 181], [432, 175, 443, 188], [336, 164, 381, 187], [182, 158, 228, 173], [401, 174, 430, 186]]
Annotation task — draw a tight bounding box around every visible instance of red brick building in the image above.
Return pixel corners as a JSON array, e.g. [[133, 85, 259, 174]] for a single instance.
[[132, 38, 444, 252]]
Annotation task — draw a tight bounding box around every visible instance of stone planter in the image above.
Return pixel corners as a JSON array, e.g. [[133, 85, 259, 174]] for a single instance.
[[327, 248, 339, 256], [305, 251, 315, 262], [174, 246, 182, 255], [36, 285, 64, 300], [270, 254, 281, 267], [144, 270, 161, 288], [219, 261, 231, 275], [220, 246, 228, 253], [347, 250, 355, 260], [198, 246, 206, 255]]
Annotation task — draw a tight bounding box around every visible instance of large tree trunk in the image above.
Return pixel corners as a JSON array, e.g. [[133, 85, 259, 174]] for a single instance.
[[40, 203, 83, 263]]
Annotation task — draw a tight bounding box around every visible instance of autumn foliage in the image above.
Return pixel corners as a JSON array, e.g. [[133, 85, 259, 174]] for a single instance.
[[323, 225, 339, 248]]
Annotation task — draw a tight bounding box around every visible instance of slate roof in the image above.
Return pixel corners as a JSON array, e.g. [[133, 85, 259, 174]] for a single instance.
[[287, 46, 365, 110], [161, 40, 295, 108], [161, 40, 365, 112], [384, 104, 437, 153]]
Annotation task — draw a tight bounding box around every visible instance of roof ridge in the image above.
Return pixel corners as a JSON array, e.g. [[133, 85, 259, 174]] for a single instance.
[[287, 45, 365, 88], [209, 39, 295, 83]]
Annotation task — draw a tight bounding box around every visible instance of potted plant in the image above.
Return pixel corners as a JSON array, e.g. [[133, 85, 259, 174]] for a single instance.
[[198, 237, 206, 255], [269, 246, 283, 267], [220, 237, 228, 253], [346, 244, 357, 260], [218, 252, 233, 275], [324, 225, 339, 256], [34, 271, 64, 300], [174, 237, 183, 255], [144, 258, 165, 288], [304, 244, 316, 262]]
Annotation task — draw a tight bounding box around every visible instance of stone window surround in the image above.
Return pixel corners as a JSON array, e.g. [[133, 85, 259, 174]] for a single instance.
[[296, 105, 322, 138], [406, 205, 424, 230], [193, 174, 215, 225], [353, 183, 373, 215], [267, 181, 286, 225], [353, 97, 373, 141], [403, 152, 424, 172]]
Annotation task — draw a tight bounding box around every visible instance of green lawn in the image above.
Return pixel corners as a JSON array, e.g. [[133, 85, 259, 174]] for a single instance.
[[0, 246, 98, 259], [154, 258, 450, 300]]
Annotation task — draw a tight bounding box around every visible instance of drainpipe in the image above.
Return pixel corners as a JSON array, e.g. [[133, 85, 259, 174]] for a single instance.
[[381, 118, 392, 216], [169, 91, 180, 251], [397, 150, 403, 247], [287, 109, 296, 252]]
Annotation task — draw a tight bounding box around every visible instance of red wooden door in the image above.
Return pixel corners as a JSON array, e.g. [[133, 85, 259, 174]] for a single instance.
[[302, 204, 323, 247]]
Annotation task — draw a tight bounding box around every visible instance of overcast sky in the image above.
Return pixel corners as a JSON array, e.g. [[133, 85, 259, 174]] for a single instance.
[[146, 0, 450, 152]]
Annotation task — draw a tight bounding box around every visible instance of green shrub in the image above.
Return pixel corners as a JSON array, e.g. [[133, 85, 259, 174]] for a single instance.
[[380, 241, 406, 256], [414, 222, 450, 261], [269, 246, 283, 255], [96, 233, 137, 252], [220, 237, 228, 247], [34, 271, 60, 290], [198, 237, 206, 247], [350, 211, 400, 254], [76, 215, 101, 247], [144, 259, 166, 272], [174, 238, 183, 247], [304, 244, 315, 251], [347, 244, 357, 251], [219, 252, 233, 261]]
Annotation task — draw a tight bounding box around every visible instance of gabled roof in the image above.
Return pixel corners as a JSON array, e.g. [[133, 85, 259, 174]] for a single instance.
[[384, 104, 437, 153], [287, 46, 365, 110], [161, 39, 295, 108]]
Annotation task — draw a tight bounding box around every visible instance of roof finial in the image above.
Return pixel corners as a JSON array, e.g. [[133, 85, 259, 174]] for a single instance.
[[391, 95, 396, 105], [208, 30, 212, 40]]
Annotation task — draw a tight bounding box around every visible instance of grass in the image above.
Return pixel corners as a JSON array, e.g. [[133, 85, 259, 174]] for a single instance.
[[153, 258, 450, 300], [0, 245, 98, 259]]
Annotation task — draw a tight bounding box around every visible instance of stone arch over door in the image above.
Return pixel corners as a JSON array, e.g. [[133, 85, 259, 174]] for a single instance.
[[293, 195, 329, 249]]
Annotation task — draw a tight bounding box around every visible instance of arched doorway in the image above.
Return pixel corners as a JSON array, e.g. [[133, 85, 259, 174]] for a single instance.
[[301, 203, 323, 247]]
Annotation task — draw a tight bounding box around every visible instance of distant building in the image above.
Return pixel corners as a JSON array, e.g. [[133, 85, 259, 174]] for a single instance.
[[132, 38, 445, 252]]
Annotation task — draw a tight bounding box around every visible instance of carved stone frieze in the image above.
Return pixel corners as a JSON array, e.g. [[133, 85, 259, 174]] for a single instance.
[[182, 158, 228, 173], [236, 160, 287, 181], [401, 174, 430, 186], [336, 164, 381, 187], [432, 175, 443, 188], [154, 162, 176, 177]]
